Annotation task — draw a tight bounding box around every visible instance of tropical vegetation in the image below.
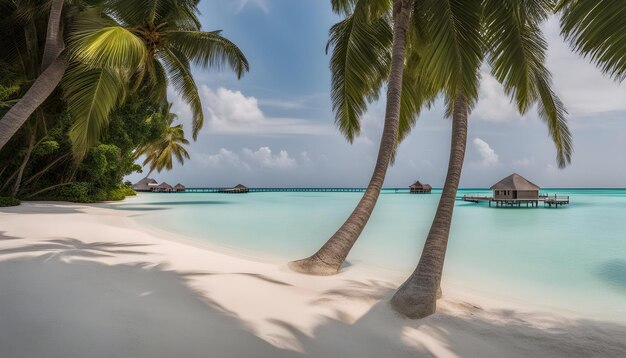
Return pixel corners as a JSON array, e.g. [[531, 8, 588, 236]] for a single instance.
[[0, 0, 247, 202]]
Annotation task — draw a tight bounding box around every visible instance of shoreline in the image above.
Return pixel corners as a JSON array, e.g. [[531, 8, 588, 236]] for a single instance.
[[1, 202, 625, 357]]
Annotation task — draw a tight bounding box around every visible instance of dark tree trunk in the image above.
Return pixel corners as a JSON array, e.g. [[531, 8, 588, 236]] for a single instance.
[[0, 57, 67, 151], [289, 0, 414, 275], [41, 0, 65, 71], [391, 92, 469, 318], [0, 0, 66, 151]]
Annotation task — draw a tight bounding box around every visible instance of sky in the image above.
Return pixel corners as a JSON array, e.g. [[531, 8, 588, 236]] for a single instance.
[[128, 0, 626, 188]]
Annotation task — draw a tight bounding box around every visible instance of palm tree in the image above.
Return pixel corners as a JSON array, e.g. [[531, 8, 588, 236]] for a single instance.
[[135, 103, 190, 177], [391, 0, 573, 319], [288, 0, 434, 275], [0, 0, 248, 157]]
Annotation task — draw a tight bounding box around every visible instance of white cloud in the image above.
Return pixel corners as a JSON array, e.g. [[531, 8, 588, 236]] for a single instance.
[[513, 158, 535, 168], [198, 146, 298, 170], [472, 138, 499, 167], [197, 148, 250, 170], [236, 0, 269, 13], [243, 147, 297, 169], [473, 72, 522, 122], [202, 87, 330, 135]]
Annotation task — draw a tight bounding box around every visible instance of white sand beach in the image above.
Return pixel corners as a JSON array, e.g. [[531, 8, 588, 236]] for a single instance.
[[1, 202, 625, 358]]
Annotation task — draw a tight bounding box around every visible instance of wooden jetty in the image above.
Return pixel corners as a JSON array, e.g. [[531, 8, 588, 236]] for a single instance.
[[462, 173, 570, 208], [185, 187, 368, 193], [462, 194, 569, 207]]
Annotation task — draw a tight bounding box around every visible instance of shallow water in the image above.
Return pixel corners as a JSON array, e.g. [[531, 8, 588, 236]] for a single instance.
[[111, 189, 626, 321]]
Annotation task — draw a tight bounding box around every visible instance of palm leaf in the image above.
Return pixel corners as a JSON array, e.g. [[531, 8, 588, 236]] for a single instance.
[[166, 30, 249, 79], [420, 0, 483, 108], [485, 0, 572, 167], [327, 4, 393, 142], [159, 48, 203, 139], [68, 13, 146, 70], [557, 0, 626, 82], [63, 64, 125, 157]]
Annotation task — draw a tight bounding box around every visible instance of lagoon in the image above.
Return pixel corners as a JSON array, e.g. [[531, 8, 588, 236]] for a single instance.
[[112, 189, 626, 322]]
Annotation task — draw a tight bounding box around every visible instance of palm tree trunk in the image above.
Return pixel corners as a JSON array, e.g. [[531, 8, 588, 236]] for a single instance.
[[12, 131, 36, 197], [0, 57, 67, 151], [288, 0, 414, 275], [390, 91, 469, 318], [0, 0, 66, 151], [41, 0, 65, 71]]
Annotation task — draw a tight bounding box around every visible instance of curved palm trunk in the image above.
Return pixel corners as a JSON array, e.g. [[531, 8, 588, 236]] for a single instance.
[[41, 0, 65, 71], [391, 92, 468, 318], [289, 0, 413, 275], [0, 57, 67, 151], [0, 0, 66, 151]]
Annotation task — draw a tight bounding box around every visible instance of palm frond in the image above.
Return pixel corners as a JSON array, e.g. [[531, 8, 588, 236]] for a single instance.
[[420, 0, 483, 108], [166, 30, 249, 78], [103, 0, 199, 27], [63, 64, 126, 157], [485, 0, 572, 167], [68, 14, 146, 70], [535, 73, 573, 168], [327, 5, 393, 142], [159, 48, 203, 139], [557, 0, 626, 82], [484, 0, 554, 113]]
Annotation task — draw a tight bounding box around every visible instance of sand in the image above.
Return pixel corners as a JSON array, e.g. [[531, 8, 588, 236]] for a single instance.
[[0, 202, 624, 358]]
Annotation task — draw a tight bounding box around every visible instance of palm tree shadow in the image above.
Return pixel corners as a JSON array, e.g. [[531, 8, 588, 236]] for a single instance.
[[0, 231, 22, 241], [0, 247, 301, 358], [0, 237, 152, 259], [267, 280, 626, 358]]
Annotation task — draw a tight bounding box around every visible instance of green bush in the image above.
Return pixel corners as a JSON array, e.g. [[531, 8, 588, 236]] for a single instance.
[[0, 196, 20, 207], [58, 182, 92, 203], [107, 188, 127, 201]]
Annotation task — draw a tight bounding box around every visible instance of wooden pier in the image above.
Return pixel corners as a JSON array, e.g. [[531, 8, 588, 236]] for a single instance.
[[184, 187, 369, 194], [462, 194, 570, 208]]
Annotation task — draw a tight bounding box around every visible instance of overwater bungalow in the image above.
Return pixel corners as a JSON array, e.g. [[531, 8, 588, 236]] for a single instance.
[[491, 173, 540, 201], [463, 173, 569, 208], [218, 184, 249, 194], [155, 182, 174, 193], [132, 177, 158, 192], [409, 181, 432, 194], [174, 183, 186, 192]]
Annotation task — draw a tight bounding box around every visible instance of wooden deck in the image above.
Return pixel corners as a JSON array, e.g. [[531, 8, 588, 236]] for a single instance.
[[462, 194, 570, 207]]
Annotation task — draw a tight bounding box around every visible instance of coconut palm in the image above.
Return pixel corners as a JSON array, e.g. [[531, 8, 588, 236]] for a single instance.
[[136, 103, 189, 177], [288, 0, 436, 275], [290, 0, 572, 279], [557, 0, 626, 82], [391, 0, 573, 319], [0, 0, 248, 157]]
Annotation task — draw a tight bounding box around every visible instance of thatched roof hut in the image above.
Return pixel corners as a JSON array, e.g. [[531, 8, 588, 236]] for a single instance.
[[490, 173, 540, 200], [174, 183, 186, 192], [155, 182, 174, 192], [409, 180, 432, 194], [132, 177, 157, 192]]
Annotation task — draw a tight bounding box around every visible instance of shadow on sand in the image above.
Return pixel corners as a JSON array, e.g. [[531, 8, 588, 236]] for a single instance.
[[1, 237, 625, 358]]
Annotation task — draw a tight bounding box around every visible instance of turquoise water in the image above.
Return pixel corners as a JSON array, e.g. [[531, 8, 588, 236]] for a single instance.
[[111, 189, 626, 321]]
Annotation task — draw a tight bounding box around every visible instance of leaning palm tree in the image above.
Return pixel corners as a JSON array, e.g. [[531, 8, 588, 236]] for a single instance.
[[391, 0, 573, 319], [288, 0, 435, 275], [0, 0, 248, 157], [136, 103, 190, 177]]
